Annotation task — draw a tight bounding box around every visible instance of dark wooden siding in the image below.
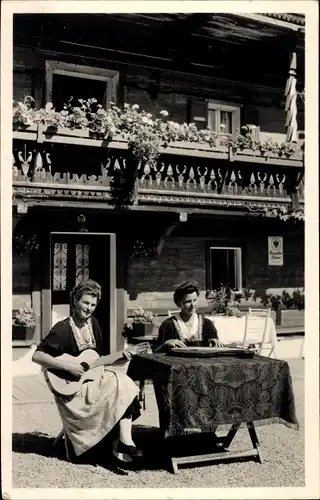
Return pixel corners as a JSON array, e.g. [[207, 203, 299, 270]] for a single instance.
[[13, 45, 304, 137]]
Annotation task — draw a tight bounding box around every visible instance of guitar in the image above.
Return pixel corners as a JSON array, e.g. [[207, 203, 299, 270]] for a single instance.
[[44, 342, 151, 397]]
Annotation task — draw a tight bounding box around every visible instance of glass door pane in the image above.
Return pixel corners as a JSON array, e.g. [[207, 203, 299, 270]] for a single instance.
[[208, 109, 217, 132], [220, 111, 232, 134]]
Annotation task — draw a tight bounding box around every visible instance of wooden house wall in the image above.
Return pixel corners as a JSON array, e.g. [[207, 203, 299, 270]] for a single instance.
[[13, 46, 304, 145], [12, 253, 32, 309], [126, 222, 304, 312], [12, 45, 305, 324]]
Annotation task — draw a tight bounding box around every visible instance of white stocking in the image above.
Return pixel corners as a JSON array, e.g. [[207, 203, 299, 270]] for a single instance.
[[119, 417, 135, 446]]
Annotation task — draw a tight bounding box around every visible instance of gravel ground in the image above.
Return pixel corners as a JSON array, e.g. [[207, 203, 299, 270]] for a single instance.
[[12, 359, 304, 488]]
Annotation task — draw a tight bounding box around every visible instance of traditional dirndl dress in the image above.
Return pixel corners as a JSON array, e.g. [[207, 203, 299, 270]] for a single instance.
[[37, 317, 140, 456]]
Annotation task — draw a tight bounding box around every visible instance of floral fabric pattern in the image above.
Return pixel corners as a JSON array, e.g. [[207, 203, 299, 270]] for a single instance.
[[127, 353, 299, 437]]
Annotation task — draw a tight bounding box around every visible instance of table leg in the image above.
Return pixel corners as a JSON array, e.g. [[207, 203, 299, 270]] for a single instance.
[[167, 422, 263, 473], [171, 457, 179, 474], [246, 422, 263, 463], [220, 422, 241, 448]]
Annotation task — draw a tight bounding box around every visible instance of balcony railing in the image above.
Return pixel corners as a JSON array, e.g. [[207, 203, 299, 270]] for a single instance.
[[12, 125, 304, 210]]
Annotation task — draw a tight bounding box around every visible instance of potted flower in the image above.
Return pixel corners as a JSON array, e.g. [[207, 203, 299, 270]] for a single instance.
[[226, 294, 242, 316], [258, 292, 282, 325], [12, 307, 38, 341], [206, 285, 241, 316], [259, 288, 305, 325], [131, 306, 155, 337]]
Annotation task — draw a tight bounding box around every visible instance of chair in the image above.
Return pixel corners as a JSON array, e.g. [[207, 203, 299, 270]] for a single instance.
[[168, 309, 180, 317], [53, 428, 71, 461], [242, 308, 276, 357], [247, 308, 270, 316], [42, 370, 72, 461]]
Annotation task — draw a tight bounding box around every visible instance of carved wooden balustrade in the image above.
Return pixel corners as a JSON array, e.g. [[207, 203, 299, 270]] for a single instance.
[[12, 127, 304, 210]]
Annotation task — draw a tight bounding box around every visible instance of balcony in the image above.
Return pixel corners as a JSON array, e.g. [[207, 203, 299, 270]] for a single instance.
[[12, 124, 304, 211]]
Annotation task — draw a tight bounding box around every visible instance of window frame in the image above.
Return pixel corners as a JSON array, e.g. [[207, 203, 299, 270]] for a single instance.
[[207, 100, 241, 136], [45, 60, 119, 109], [208, 245, 243, 292]]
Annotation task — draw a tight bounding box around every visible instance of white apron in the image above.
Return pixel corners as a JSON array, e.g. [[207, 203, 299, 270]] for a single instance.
[[55, 365, 139, 456]]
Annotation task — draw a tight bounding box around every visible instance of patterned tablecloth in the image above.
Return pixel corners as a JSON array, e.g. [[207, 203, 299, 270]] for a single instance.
[[206, 315, 277, 349], [127, 353, 298, 438]]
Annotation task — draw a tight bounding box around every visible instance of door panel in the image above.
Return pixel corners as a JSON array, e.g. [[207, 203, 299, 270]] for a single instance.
[[50, 233, 111, 353], [86, 236, 110, 354]]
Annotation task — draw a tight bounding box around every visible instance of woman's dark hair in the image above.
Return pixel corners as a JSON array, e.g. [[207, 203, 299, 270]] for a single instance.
[[70, 280, 102, 308], [173, 279, 201, 306]]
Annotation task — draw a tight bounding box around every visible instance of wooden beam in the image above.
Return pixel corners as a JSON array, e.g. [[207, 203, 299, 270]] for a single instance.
[[11, 198, 286, 218], [14, 33, 303, 92], [40, 232, 51, 339], [231, 14, 304, 32]]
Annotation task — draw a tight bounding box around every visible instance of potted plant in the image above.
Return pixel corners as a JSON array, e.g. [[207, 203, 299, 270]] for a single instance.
[[12, 306, 38, 341], [131, 306, 155, 337], [226, 294, 242, 316], [258, 292, 282, 325], [206, 285, 241, 316], [292, 288, 304, 310]]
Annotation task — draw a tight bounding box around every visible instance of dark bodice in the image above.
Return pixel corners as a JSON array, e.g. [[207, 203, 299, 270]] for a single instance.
[[36, 316, 105, 357], [156, 314, 218, 349]]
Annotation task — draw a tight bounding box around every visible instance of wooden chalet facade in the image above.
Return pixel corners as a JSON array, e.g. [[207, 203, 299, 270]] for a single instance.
[[12, 13, 305, 352]]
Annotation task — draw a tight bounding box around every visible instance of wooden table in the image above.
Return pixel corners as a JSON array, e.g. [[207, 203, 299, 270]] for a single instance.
[[127, 352, 298, 473]]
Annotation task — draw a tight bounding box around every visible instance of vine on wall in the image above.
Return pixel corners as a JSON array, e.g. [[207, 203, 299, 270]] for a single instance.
[[263, 207, 305, 222]]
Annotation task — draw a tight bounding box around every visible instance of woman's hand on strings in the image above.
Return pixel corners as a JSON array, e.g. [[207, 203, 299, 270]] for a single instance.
[[209, 338, 224, 348], [164, 338, 186, 349], [65, 362, 86, 378]]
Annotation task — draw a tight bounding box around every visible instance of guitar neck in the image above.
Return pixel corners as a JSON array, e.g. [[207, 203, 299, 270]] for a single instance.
[[90, 351, 124, 369]]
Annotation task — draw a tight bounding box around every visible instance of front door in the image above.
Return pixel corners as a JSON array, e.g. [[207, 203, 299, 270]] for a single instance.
[[50, 232, 114, 354]]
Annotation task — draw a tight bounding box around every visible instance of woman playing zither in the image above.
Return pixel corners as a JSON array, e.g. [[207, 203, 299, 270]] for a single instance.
[[155, 279, 223, 352]]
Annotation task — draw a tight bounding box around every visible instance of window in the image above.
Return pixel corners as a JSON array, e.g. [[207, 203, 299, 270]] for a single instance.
[[207, 101, 241, 136], [46, 61, 119, 110], [209, 247, 242, 291]]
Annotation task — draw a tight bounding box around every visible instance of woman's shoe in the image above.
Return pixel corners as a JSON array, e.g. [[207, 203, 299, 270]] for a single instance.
[[112, 439, 132, 463], [116, 441, 143, 459]]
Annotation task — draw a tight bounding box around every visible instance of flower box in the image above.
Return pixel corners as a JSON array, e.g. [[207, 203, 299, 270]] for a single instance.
[[131, 322, 154, 337], [12, 122, 303, 165], [12, 324, 36, 342], [12, 307, 38, 341]]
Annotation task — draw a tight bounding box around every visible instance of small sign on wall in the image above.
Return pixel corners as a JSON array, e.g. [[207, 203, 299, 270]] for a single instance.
[[268, 236, 283, 266]]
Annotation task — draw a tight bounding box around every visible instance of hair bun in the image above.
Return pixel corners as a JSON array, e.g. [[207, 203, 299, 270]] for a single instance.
[[173, 279, 201, 306]]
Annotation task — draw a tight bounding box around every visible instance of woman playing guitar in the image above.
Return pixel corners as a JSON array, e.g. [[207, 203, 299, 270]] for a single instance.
[[32, 279, 147, 465]]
